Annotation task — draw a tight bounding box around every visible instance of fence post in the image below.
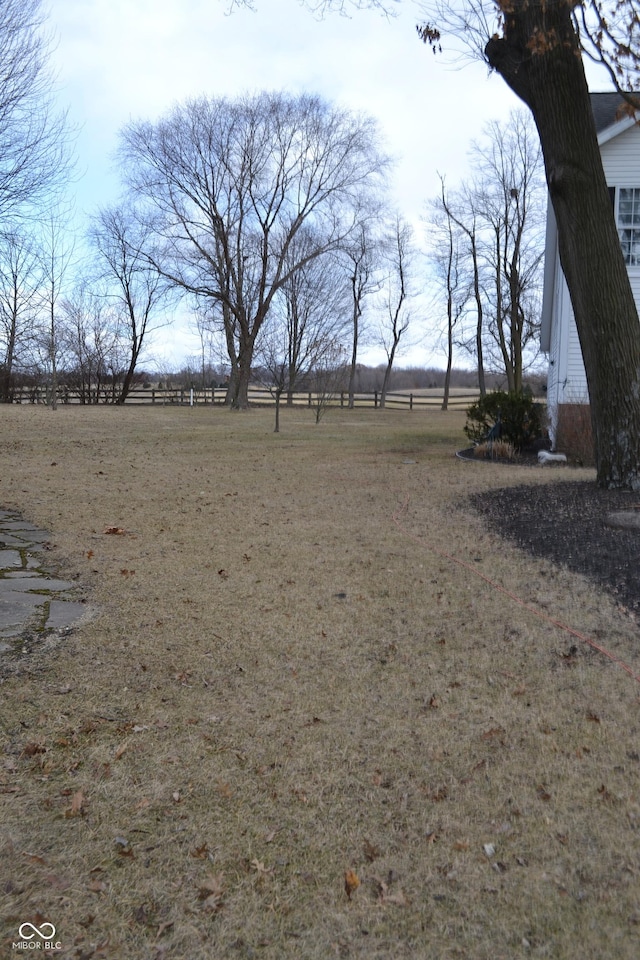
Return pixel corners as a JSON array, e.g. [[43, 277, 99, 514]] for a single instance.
[[340, 392, 344, 408], [374, 390, 378, 409], [410, 393, 413, 411], [308, 391, 312, 407]]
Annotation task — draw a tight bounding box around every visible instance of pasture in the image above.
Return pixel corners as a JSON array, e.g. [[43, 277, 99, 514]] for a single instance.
[[0, 405, 638, 959]]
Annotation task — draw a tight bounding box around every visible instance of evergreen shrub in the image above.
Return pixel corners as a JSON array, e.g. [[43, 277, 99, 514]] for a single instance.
[[464, 391, 545, 451]]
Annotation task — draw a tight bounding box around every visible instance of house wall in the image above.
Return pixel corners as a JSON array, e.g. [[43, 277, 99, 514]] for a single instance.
[[548, 121, 640, 447]]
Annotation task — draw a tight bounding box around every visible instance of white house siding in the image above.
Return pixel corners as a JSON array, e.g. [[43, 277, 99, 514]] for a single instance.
[[547, 119, 640, 442]]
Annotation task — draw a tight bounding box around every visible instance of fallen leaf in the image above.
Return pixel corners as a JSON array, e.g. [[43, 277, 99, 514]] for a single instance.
[[216, 782, 233, 799], [481, 727, 504, 741], [344, 869, 360, 900], [373, 875, 409, 906], [191, 843, 210, 859], [114, 743, 128, 761], [199, 874, 224, 897], [88, 879, 107, 893], [587, 712, 601, 723], [22, 852, 47, 865], [363, 839, 380, 862], [103, 526, 127, 535], [22, 742, 46, 757], [156, 921, 173, 939], [65, 789, 85, 818], [598, 784, 616, 803], [198, 873, 225, 912]]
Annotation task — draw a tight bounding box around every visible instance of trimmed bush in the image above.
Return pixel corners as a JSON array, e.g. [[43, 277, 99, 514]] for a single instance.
[[464, 391, 545, 451]]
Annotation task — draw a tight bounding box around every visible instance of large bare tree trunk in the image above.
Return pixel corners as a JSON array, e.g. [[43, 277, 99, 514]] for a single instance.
[[486, 3, 640, 489]]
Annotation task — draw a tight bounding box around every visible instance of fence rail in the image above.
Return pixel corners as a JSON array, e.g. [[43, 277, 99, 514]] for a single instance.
[[8, 385, 480, 410]]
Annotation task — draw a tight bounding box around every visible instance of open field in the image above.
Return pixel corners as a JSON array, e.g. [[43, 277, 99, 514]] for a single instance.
[[0, 405, 638, 960]]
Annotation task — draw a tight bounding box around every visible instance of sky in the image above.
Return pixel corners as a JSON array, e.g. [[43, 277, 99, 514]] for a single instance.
[[45, 0, 529, 368]]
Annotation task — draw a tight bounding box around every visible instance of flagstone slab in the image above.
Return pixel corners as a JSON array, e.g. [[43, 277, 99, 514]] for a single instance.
[[0, 510, 90, 642]]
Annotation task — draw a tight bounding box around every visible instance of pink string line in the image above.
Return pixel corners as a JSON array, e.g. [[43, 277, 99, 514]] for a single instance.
[[392, 497, 640, 686]]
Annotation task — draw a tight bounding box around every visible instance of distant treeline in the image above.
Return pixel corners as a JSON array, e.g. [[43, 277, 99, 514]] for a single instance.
[[161, 363, 547, 397]]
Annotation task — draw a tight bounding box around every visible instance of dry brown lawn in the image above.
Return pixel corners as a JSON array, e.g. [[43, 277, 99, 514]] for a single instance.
[[0, 405, 639, 960]]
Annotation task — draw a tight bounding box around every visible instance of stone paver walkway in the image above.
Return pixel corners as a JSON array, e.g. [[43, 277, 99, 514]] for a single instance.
[[0, 509, 89, 651]]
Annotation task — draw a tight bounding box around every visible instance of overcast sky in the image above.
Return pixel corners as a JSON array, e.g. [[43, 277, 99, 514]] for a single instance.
[[45, 0, 530, 367]]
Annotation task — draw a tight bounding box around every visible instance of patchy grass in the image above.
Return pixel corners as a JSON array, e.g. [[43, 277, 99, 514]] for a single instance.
[[0, 405, 638, 960]]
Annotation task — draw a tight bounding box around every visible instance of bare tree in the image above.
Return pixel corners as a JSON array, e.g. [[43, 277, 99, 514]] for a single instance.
[[35, 206, 75, 409], [118, 92, 388, 409], [429, 114, 544, 395], [428, 179, 468, 411], [0, 230, 41, 400], [90, 205, 170, 404], [0, 0, 73, 224], [59, 283, 122, 403], [341, 223, 382, 409], [471, 113, 545, 393], [257, 244, 350, 431], [377, 215, 415, 408], [309, 342, 348, 424], [437, 183, 486, 395]]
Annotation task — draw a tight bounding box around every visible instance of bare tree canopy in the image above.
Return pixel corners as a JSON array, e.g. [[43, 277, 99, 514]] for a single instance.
[[118, 92, 388, 408], [431, 111, 545, 394], [0, 0, 73, 222], [89, 205, 170, 404]]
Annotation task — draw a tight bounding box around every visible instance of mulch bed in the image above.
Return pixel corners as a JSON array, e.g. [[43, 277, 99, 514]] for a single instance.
[[457, 446, 542, 467], [469, 479, 640, 618]]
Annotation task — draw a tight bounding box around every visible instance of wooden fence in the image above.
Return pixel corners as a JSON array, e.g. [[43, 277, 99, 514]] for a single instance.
[[9, 385, 479, 410]]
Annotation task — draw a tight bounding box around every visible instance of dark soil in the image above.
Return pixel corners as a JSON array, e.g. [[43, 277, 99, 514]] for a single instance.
[[469, 480, 640, 618]]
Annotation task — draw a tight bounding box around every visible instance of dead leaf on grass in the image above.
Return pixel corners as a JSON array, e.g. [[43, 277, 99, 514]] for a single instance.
[[156, 921, 173, 939], [481, 727, 504, 741], [114, 743, 128, 761], [363, 839, 381, 862], [198, 873, 225, 912], [22, 851, 47, 865], [88, 879, 107, 893], [598, 784, 617, 803], [191, 843, 210, 859], [65, 789, 86, 818], [103, 526, 127, 535], [373, 875, 409, 906], [344, 869, 360, 900]]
